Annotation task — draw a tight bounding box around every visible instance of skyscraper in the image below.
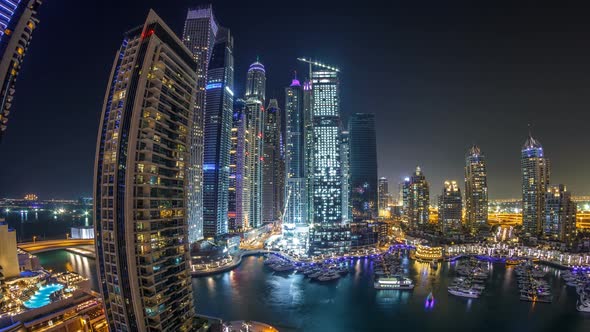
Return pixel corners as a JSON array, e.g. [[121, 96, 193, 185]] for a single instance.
[[182, 5, 219, 242], [202, 27, 234, 238], [0, 0, 42, 141], [298, 58, 350, 256], [263, 99, 283, 222], [406, 166, 430, 227], [284, 75, 306, 225], [438, 180, 462, 235], [521, 133, 550, 237], [303, 80, 314, 227], [229, 98, 249, 231], [464, 145, 488, 229], [378, 177, 390, 215], [544, 184, 576, 247], [340, 130, 351, 222], [349, 113, 378, 221], [0, 221, 18, 278], [93, 11, 196, 330], [244, 60, 266, 228]]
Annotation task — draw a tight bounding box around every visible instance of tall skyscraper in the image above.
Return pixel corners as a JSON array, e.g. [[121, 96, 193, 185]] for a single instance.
[[182, 5, 219, 242], [303, 80, 314, 227], [464, 145, 488, 228], [349, 113, 378, 221], [263, 99, 283, 222], [0, 0, 42, 141], [544, 184, 576, 247], [340, 130, 351, 222], [244, 60, 266, 228], [0, 220, 18, 278], [378, 177, 390, 214], [521, 133, 550, 237], [229, 98, 249, 231], [284, 75, 306, 225], [438, 180, 462, 235], [298, 58, 350, 256], [93, 11, 196, 330], [202, 27, 234, 238], [406, 166, 430, 227]]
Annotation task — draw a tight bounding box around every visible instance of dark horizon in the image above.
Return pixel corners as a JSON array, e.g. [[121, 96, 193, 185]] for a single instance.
[[1, 0, 589, 200]]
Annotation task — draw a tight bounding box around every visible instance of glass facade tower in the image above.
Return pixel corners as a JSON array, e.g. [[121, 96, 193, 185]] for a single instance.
[[93, 11, 196, 331], [544, 184, 577, 247], [438, 180, 462, 235], [263, 99, 283, 222], [298, 58, 350, 256], [348, 113, 378, 221], [521, 134, 550, 237], [202, 27, 234, 238], [464, 144, 488, 229], [406, 166, 430, 228], [182, 5, 219, 242]]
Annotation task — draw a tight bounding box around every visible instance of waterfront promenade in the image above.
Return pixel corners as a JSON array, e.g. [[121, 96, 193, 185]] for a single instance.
[[18, 239, 94, 253]]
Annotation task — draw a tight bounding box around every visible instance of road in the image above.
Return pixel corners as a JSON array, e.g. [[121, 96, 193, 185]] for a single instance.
[[18, 239, 94, 253]]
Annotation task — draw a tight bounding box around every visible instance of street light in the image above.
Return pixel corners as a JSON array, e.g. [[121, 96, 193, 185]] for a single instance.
[[33, 235, 37, 243]]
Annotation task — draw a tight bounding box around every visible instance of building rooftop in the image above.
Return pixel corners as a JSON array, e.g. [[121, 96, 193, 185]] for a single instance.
[[522, 134, 543, 150]]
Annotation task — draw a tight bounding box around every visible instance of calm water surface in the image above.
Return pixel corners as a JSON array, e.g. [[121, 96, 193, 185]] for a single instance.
[[36, 250, 590, 332]]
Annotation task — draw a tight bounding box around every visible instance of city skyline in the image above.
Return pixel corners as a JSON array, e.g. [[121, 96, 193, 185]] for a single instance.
[[1, 1, 590, 200]]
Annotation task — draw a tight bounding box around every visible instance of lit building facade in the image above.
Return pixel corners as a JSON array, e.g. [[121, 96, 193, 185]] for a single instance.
[[202, 27, 234, 238], [284, 76, 306, 226], [244, 60, 266, 229], [521, 134, 550, 237], [349, 113, 378, 221], [298, 58, 350, 256], [340, 130, 351, 222], [544, 184, 576, 247], [182, 5, 219, 242], [406, 166, 430, 228], [0, 220, 18, 278], [464, 144, 488, 228], [378, 177, 390, 216], [0, 0, 42, 141], [228, 98, 249, 231], [303, 80, 314, 227], [93, 11, 196, 330], [438, 180, 462, 235], [263, 99, 283, 222]]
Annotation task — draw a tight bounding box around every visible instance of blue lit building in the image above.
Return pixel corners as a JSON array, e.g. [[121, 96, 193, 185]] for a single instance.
[[202, 27, 234, 238], [298, 58, 350, 256], [0, 0, 42, 141], [521, 134, 550, 237], [182, 5, 219, 242]]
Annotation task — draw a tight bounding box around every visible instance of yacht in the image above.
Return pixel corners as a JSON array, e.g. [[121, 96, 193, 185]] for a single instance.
[[448, 286, 480, 299], [374, 276, 415, 290], [317, 271, 341, 282]]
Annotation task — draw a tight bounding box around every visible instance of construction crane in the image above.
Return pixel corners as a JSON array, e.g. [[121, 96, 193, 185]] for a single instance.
[[296, 57, 340, 74]]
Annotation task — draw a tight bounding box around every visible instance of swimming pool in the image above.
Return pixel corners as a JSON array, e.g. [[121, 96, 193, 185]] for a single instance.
[[23, 283, 64, 309]]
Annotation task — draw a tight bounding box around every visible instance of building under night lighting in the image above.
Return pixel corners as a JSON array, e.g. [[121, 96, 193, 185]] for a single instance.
[[182, 5, 219, 242], [405, 166, 430, 228], [544, 184, 576, 247], [263, 99, 283, 222], [438, 180, 462, 235], [202, 26, 234, 238], [348, 113, 378, 221], [521, 133, 550, 237], [93, 11, 196, 331], [0, 0, 42, 141], [298, 58, 350, 256], [464, 144, 488, 229]]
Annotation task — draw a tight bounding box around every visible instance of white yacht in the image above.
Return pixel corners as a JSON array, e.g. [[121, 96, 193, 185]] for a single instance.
[[448, 286, 480, 299], [317, 271, 341, 282], [374, 276, 415, 290]]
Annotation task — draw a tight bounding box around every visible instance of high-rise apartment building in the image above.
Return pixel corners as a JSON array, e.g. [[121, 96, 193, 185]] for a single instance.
[[378, 177, 390, 215], [438, 180, 462, 235], [0, 0, 42, 141], [93, 11, 196, 330], [182, 5, 219, 242], [349, 113, 378, 221], [544, 184, 577, 247], [298, 58, 350, 256], [262, 99, 283, 222], [521, 134, 550, 237], [229, 98, 249, 231], [202, 27, 234, 238], [0, 220, 18, 278], [406, 166, 430, 227], [340, 130, 351, 222], [284, 75, 306, 225], [464, 145, 488, 228]]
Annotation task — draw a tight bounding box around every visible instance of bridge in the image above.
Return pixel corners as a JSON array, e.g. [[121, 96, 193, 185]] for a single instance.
[[18, 239, 94, 253]]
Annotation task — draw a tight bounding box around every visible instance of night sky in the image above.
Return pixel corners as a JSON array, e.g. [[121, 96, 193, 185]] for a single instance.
[[1, 0, 589, 200]]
